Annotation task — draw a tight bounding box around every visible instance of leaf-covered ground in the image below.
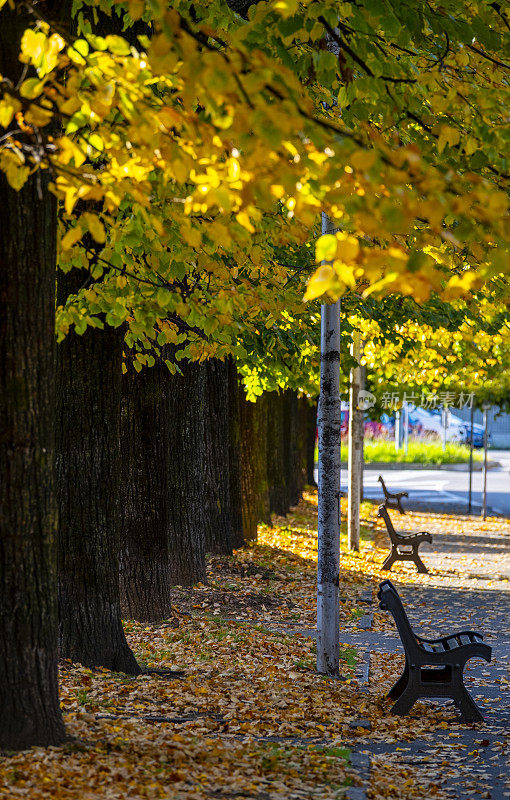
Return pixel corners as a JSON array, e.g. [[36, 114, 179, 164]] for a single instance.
[[1, 490, 508, 799]]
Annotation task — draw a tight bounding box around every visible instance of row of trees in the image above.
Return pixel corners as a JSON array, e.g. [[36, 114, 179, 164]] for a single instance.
[[1, 0, 509, 752], [0, 1, 320, 750]]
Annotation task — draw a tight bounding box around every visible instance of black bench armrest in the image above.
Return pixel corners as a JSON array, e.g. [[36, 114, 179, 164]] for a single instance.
[[418, 631, 484, 645]]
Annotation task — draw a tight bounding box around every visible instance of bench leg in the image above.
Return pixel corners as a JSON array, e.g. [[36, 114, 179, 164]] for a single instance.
[[387, 661, 409, 701], [454, 686, 485, 723], [397, 500, 406, 514], [412, 548, 428, 574], [390, 686, 417, 717], [382, 549, 397, 571]]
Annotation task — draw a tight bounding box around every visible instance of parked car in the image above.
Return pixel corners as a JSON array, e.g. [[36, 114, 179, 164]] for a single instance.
[[459, 421, 489, 448], [411, 409, 489, 448], [407, 408, 464, 442]]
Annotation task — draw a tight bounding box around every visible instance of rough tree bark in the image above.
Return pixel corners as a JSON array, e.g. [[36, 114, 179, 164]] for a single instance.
[[305, 399, 318, 486], [239, 391, 271, 541], [297, 396, 311, 493], [227, 357, 244, 547], [0, 8, 66, 750], [203, 359, 233, 555], [56, 273, 140, 674], [348, 332, 362, 551], [317, 212, 342, 676], [119, 358, 173, 622], [239, 393, 258, 542], [266, 392, 289, 516], [253, 395, 271, 525], [167, 361, 207, 585], [284, 390, 303, 507]]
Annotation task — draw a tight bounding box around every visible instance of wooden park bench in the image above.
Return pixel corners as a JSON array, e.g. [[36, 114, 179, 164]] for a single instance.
[[377, 580, 492, 723], [378, 505, 432, 574], [378, 474, 407, 514]]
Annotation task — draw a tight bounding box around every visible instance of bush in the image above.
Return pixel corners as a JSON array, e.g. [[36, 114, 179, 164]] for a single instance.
[[340, 439, 483, 465]]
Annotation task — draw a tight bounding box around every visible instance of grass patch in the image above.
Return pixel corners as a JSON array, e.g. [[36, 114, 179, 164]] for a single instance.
[[340, 439, 483, 465]]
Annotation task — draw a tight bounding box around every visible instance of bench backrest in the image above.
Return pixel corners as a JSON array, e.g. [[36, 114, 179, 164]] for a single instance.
[[378, 474, 388, 495], [377, 505, 400, 545], [377, 580, 418, 655]]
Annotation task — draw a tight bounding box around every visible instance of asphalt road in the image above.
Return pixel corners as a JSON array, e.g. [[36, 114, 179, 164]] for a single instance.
[[337, 450, 510, 518]]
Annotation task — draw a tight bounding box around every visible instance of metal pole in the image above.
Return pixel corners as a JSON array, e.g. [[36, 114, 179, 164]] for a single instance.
[[360, 361, 365, 502], [468, 404, 474, 515], [317, 213, 341, 677], [395, 409, 400, 451], [442, 404, 447, 451], [403, 401, 409, 455], [348, 331, 361, 551], [482, 406, 488, 520]]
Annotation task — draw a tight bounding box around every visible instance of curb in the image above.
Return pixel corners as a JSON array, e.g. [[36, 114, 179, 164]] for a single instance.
[[340, 461, 499, 472]]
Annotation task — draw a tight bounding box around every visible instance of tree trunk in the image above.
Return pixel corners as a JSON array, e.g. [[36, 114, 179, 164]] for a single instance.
[[239, 391, 271, 541], [253, 395, 271, 525], [167, 361, 207, 585], [266, 391, 289, 516], [348, 333, 362, 551], [360, 366, 365, 502], [285, 390, 303, 507], [56, 270, 140, 674], [203, 359, 232, 555], [239, 392, 257, 542], [297, 397, 311, 494], [227, 357, 244, 547], [317, 212, 342, 676], [305, 399, 318, 486], [0, 8, 66, 749], [119, 359, 173, 622]]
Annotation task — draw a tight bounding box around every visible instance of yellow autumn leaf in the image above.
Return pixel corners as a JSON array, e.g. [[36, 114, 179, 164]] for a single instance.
[[316, 234, 337, 263], [236, 211, 255, 233], [333, 260, 356, 288], [180, 225, 202, 248], [56, 136, 86, 167], [60, 225, 83, 251], [464, 136, 478, 155], [335, 233, 359, 263], [362, 271, 399, 297], [350, 150, 377, 171], [19, 77, 46, 99], [20, 29, 46, 67], [437, 125, 460, 153], [20, 29, 64, 76], [270, 184, 285, 198], [0, 150, 30, 191], [83, 213, 106, 244], [273, 0, 299, 17], [24, 104, 53, 127], [128, 0, 145, 20], [42, 33, 66, 75], [0, 97, 20, 128], [303, 265, 335, 301]]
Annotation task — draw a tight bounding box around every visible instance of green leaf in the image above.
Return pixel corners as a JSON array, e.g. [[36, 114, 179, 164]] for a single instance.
[[19, 78, 45, 99]]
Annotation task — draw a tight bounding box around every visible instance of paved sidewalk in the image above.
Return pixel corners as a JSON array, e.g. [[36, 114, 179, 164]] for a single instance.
[[345, 466, 510, 516], [346, 515, 510, 799]]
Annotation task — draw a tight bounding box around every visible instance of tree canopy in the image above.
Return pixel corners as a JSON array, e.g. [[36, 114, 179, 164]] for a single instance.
[[0, 0, 508, 376]]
